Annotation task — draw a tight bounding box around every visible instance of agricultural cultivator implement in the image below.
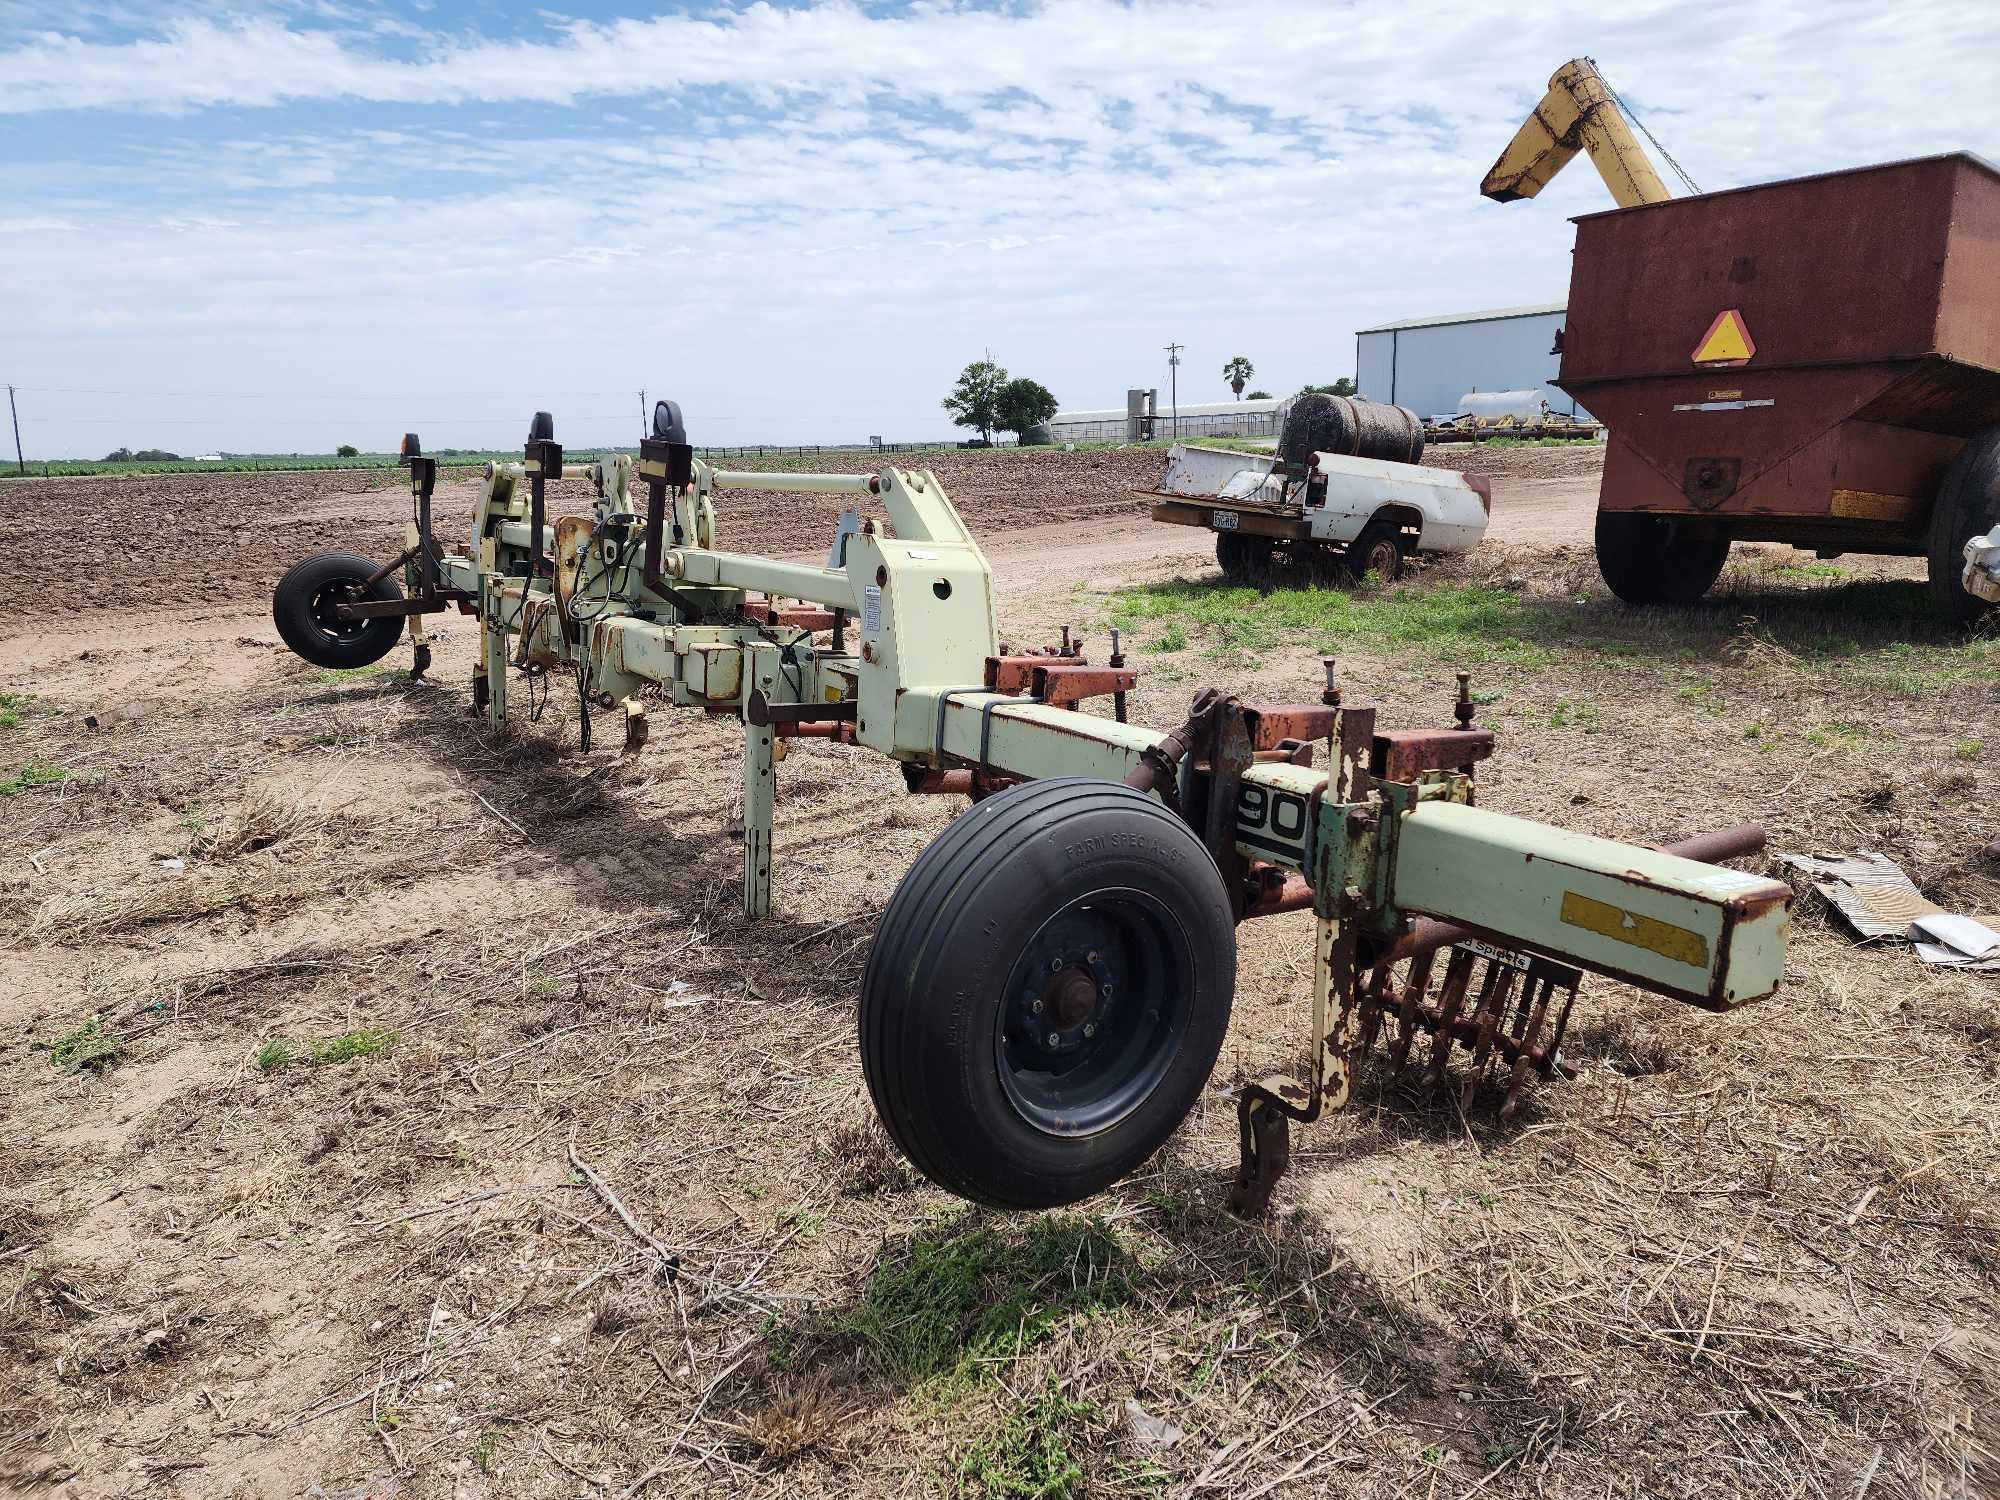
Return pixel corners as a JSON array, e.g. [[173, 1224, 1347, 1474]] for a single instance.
[[272, 405, 1794, 1215]]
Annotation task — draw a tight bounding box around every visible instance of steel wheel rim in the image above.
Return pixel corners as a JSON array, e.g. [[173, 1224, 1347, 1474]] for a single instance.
[[309, 579, 370, 643], [994, 887, 1193, 1137], [1363, 539, 1399, 577]]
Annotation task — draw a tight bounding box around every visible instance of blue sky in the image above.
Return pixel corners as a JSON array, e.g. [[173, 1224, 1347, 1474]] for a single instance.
[[2, 0, 1996, 457]]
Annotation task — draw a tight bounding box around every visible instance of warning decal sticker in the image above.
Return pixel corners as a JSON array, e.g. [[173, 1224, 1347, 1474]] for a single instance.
[[1692, 309, 1756, 368]]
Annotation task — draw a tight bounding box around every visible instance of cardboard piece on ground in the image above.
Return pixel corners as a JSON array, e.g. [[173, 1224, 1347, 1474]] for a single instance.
[[1774, 850, 1941, 941]]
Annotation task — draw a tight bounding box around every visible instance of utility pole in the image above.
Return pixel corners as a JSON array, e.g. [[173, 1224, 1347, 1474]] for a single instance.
[[1164, 344, 1184, 440], [638, 388, 646, 440], [7, 385, 21, 475]]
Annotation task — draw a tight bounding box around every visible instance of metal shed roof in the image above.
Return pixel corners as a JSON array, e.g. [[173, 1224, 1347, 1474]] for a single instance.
[[1355, 303, 1566, 335]]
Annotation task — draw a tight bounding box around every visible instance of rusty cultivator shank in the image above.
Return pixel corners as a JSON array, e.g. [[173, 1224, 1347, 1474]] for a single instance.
[[271, 406, 1793, 1214]]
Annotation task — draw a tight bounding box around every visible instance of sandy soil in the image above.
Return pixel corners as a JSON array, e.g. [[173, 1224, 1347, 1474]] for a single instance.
[[2, 442, 1995, 1500]]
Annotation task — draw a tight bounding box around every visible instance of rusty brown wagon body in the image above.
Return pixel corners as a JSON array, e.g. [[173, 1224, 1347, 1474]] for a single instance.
[[1554, 152, 2000, 610]]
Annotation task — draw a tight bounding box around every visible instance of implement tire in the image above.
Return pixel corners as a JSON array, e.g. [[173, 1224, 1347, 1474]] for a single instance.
[[1927, 425, 2000, 624], [272, 552, 405, 670], [860, 777, 1236, 1210], [1594, 511, 1728, 606]]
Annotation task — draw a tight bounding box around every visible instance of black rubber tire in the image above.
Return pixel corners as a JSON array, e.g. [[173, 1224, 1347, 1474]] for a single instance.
[[1347, 521, 1405, 583], [860, 777, 1236, 1210], [1926, 425, 2000, 624], [272, 551, 406, 670], [1216, 532, 1275, 579], [1594, 512, 1729, 605]]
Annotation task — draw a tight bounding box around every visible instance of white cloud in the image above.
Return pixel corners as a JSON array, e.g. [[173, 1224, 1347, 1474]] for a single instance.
[[2, 1, 1997, 456]]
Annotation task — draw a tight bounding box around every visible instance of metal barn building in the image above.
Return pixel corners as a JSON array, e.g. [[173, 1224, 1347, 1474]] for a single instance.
[[1354, 304, 1590, 423]]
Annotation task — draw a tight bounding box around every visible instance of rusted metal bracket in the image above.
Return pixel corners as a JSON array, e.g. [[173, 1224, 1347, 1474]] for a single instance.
[[741, 595, 837, 632], [1369, 728, 1494, 785], [1122, 686, 1222, 817], [1030, 663, 1141, 710], [1198, 699, 1255, 921], [1230, 892, 1360, 1217]]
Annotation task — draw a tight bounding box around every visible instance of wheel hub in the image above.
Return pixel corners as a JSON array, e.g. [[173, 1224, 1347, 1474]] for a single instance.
[[1049, 965, 1098, 1028], [312, 581, 368, 641], [995, 891, 1190, 1137]]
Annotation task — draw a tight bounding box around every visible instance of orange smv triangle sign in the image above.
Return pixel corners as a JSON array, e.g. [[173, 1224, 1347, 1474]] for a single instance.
[[1692, 308, 1756, 368]]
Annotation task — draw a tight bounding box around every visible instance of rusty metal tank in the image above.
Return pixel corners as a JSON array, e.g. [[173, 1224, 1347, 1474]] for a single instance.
[[1279, 393, 1425, 469], [1555, 152, 2000, 612]]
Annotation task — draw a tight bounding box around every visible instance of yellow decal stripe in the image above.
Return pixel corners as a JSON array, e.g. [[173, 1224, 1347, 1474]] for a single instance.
[[1559, 891, 1710, 969], [1829, 489, 1922, 523]]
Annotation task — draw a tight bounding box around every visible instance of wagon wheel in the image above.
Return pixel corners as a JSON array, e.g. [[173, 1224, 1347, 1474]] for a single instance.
[[859, 778, 1236, 1209], [1593, 512, 1728, 605], [1927, 424, 2000, 623]]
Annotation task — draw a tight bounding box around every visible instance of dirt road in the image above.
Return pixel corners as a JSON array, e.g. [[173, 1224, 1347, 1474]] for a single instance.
[[981, 468, 1603, 588]]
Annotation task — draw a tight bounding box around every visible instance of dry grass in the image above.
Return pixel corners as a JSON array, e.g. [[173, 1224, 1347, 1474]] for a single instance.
[[0, 510, 1995, 1499]]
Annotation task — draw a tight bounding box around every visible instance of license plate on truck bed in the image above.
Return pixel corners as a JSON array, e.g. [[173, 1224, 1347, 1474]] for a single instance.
[[1210, 510, 1239, 531]]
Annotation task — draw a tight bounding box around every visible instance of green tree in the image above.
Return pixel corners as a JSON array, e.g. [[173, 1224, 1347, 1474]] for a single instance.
[[942, 357, 1008, 444], [1245, 389, 1271, 401], [1299, 378, 1357, 397], [336, 443, 360, 458], [995, 377, 1058, 442], [1223, 355, 1254, 400]]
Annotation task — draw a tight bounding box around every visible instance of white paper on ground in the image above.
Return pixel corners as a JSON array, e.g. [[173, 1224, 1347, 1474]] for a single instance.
[[1908, 912, 2000, 968]]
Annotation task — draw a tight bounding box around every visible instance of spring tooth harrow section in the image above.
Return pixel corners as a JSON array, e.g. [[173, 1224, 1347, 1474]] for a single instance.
[[271, 405, 1793, 1214]]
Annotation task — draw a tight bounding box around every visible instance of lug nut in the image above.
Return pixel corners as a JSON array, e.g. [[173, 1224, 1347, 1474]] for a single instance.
[[1049, 956, 1063, 972], [1082, 1022, 1097, 1039], [1030, 998, 1043, 1014], [1086, 950, 1100, 964], [1047, 1032, 1061, 1047]]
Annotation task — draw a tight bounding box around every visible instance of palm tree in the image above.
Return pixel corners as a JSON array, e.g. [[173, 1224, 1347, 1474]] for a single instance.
[[1223, 355, 1254, 400]]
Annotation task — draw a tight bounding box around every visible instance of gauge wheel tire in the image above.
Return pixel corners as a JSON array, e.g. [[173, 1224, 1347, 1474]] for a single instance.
[[1216, 532, 1276, 579], [860, 777, 1237, 1210], [272, 552, 406, 670], [1347, 522, 1405, 583], [1926, 425, 2000, 624], [1594, 512, 1729, 605]]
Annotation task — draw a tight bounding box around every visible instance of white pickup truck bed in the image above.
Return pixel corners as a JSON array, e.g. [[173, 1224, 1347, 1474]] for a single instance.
[[1140, 444, 1491, 578]]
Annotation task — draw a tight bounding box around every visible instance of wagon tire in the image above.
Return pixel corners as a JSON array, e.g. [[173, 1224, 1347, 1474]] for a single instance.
[[1594, 512, 1728, 605], [860, 777, 1236, 1210], [272, 552, 406, 670], [1926, 424, 2000, 624]]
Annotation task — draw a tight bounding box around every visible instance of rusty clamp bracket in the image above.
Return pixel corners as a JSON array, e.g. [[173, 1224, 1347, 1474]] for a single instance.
[[1123, 687, 1223, 817]]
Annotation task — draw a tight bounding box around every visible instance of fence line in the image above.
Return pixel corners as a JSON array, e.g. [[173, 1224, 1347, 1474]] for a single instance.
[[1044, 411, 1282, 444]]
